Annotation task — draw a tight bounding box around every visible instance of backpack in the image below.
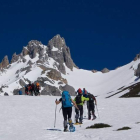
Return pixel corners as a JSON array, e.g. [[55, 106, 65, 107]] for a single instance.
[[62, 91, 72, 108], [75, 94, 82, 104], [88, 94, 94, 104]]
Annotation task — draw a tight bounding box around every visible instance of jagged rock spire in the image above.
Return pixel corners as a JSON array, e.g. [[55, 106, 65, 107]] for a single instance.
[[0, 55, 9, 69], [134, 53, 140, 61], [47, 34, 77, 73], [11, 53, 19, 63]]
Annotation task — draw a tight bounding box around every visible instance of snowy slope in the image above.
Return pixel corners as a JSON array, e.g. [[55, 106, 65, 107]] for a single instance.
[[0, 56, 140, 98], [0, 96, 140, 140], [64, 59, 140, 98]]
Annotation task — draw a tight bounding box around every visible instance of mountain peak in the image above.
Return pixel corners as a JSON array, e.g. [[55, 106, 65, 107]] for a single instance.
[[48, 34, 66, 50]]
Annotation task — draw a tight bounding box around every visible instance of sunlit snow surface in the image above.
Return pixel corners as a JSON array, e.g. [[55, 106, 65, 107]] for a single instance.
[[64, 59, 140, 98], [0, 96, 140, 140]]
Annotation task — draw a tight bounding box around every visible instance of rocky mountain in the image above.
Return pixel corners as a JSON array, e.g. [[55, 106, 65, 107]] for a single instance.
[[0, 34, 140, 98], [0, 35, 76, 96]]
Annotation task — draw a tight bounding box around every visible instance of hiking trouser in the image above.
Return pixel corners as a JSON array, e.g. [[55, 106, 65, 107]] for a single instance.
[[35, 89, 40, 96], [88, 103, 95, 119], [75, 105, 83, 123], [62, 107, 72, 128]]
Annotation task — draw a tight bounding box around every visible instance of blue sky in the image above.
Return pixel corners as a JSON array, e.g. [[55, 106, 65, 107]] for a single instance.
[[0, 0, 140, 70]]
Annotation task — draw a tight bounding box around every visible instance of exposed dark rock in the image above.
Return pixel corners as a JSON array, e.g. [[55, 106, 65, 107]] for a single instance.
[[11, 53, 19, 63], [101, 68, 110, 73], [134, 53, 140, 61], [59, 84, 75, 96], [20, 66, 32, 73], [92, 69, 98, 73], [47, 69, 62, 81], [58, 82, 63, 85], [47, 34, 77, 74], [135, 63, 140, 77], [120, 82, 140, 97], [22, 58, 27, 63], [36, 60, 43, 64], [27, 60, 33, 66], [13, 89, 19, 95], [47, 69, 67, 84], [4, 92, 9, 96], [0, 55, 9, 69], [19, 79, 26, 87], [41, 85, 61, 96], [37, 77, 54, 85], [26, 40, 44, 59], [22, 47, 29, 56], [58, 63, 66, 74]]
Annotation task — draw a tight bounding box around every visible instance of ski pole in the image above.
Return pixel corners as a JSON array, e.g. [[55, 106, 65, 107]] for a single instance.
[[54, 99, 57, 128], [96, 104, 100, 119]]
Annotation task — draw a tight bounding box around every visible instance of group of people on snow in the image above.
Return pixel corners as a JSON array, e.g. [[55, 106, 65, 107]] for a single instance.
[[24, 82, 40, 96], [55, 88, 97, 132]]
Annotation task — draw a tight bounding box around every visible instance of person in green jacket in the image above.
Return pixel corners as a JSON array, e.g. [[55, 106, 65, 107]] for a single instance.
[[74, 88, 89, 124]]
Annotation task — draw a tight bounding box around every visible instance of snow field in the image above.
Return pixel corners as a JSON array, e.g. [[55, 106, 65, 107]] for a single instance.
[[0, 96, 140, 140]]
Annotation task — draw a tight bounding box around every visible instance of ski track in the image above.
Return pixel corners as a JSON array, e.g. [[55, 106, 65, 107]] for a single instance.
[[0, 96, 140, 140]]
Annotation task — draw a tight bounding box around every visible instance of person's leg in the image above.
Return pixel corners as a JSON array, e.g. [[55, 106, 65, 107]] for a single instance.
[[75, 105, 80, 123], [62, 108, 68, 131], [88, 104, 92, 119], [79, 105, 83, 123], [31, 90, 33, 96], [67, 107, 72, 126], [91, 105, 96, 119]]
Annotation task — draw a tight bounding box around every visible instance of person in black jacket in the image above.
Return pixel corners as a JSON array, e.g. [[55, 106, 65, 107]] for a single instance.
[[87, 93, 97, 120]]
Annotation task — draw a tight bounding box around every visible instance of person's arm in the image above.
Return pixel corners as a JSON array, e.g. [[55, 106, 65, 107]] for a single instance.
[[71, 99, 79, 110], [94, 98, 97, 105], [84, 96, 89, 101], [93, 96, 97, 105]]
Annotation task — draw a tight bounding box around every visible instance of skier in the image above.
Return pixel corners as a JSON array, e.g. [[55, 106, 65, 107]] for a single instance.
[[87, 93, 97, 120], [74, 88, 89, 124], [55, 91, 78, 132]]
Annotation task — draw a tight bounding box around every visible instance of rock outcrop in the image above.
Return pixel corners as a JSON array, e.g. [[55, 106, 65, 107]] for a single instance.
[[47, 34, 76, 74], [92, 69, 98, 73], [101, 68, 110, 73], [134, 53, 140, 61], [59, 84, 75, 96], [0, 55, 9, 69], [135, 63, 140, 77]]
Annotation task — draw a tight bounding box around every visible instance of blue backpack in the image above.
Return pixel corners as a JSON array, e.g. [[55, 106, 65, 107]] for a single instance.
[[62, 91, 72, 108]]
